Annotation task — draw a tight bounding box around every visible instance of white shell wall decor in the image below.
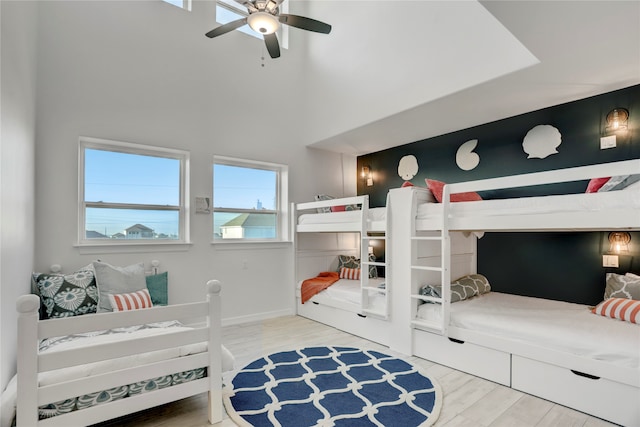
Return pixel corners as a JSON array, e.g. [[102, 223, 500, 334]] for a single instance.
[[398, 155, 419, 180], [522, 124, 562, 159], [456, 139, 480, 171]]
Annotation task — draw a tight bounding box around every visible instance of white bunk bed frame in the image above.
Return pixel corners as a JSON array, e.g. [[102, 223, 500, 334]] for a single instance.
[[389, 159, 640, 427], [15, 281, 224, 426], [293, 195, 391, 344]]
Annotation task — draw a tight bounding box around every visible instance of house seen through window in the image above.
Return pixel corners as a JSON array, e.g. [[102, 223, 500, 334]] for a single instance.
[[79, 137, 189, 244], [213, 156, 288, 241]]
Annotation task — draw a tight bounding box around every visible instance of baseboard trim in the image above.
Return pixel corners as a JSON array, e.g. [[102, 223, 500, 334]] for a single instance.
[[222, 308, 295, 326]]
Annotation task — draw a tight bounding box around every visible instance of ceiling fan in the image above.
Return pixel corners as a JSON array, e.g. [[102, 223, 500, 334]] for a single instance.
[[205, 0, 332, 59]]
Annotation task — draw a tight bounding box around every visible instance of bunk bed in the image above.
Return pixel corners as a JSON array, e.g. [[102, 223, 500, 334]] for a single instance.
[[388, 159, 640, 427], [293, 195, 391, 345], [6, 278, 233, 427]]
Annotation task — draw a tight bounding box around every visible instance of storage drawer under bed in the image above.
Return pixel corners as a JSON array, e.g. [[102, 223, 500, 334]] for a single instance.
[[296, 298, 390, 346], [512, 355, 640, 427], [412, 329, 511, 386]]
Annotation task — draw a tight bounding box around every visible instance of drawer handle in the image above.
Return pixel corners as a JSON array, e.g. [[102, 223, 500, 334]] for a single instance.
[[312, 301, 319, 305], [448, 338, 465, 344], [357, 313, 367, 318], [571, 370, 600, 380]]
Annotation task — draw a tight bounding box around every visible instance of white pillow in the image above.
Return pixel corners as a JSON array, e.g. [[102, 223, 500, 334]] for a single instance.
[[93, 261, 147, 312]]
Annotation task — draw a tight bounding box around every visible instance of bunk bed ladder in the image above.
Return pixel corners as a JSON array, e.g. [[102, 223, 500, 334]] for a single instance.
[[360, 195, 389, 319], [409, 188, 451, 335]]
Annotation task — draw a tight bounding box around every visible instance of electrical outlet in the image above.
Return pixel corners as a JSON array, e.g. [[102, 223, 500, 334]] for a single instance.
[[600, 135, 616, 149], [602, 255, 619, 268]]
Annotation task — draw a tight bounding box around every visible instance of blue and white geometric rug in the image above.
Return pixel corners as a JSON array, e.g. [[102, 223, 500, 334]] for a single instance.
[[223, 346, 442, 427]]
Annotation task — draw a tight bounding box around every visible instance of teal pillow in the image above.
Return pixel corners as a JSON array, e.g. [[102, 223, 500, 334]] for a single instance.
[[146, 272, 168, 306]]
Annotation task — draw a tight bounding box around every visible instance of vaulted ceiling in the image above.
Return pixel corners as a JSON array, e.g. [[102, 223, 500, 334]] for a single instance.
[[293, 1, 640, 155]]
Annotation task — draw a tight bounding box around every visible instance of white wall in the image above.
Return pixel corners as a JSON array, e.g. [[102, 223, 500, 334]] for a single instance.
[[32, 1, 351, 326], [0, 1, 38, 392]]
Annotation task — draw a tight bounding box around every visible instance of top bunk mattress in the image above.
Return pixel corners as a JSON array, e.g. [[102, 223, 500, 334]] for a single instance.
[[297, 207, 387, 231], [415, 189, 640, 231], [417, 292, 640, 369]]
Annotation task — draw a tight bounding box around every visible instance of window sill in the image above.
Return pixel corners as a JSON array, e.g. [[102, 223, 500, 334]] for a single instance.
[[211, 240, 292, 250], [75, 241, 193, 255]]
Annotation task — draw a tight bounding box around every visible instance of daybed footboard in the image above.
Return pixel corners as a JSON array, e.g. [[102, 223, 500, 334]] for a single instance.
[[16, 280, 224, 426]]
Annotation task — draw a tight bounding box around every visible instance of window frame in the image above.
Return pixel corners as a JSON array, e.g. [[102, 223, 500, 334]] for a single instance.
[[162, 0, 192, 11], [212, 155, 289, 244], [78, 136, 191, 247]]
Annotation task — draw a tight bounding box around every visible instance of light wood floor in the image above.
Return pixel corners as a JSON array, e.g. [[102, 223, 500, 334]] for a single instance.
[[94, 315, 618, 427]]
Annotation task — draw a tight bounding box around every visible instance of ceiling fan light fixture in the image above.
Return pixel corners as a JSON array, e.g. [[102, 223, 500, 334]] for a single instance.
[[248, 12, 279, 35]]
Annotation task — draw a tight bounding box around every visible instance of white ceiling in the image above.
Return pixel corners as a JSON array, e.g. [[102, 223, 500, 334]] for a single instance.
[[298, 0, 640, 155]]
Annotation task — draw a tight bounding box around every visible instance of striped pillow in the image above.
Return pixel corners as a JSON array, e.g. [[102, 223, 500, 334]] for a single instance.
[[108, 288, 153, 312], [592, 298, 640, 324], [339, 267, 361, 280]]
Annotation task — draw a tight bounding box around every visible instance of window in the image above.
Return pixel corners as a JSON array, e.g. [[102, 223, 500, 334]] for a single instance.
[[213, 156, 289, 242], [79, 137, 190, 245], [215, 0, 288, 47], [162, 0, 191, 11]]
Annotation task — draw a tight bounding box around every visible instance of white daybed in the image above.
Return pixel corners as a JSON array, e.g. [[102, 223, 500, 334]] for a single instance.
[[8, 280, 232, 427], [388, 159, 640, 427], [294, 195, 390, 345]]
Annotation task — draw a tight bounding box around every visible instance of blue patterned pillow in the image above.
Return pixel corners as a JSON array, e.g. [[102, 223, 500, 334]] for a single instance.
[[33, 268, 98, 319]]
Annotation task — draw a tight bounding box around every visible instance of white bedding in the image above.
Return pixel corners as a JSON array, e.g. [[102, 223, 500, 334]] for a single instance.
[[298, 207, 387, 228], [417, 292, 640, 368], [297, 277, 387, 312], [416, 189, 640, 221]]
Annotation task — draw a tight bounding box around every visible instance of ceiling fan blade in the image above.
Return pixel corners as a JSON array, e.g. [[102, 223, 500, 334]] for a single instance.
[[278, 14, 331, 34], [205, 18, 247, 38], [264, 33, 281, 58]]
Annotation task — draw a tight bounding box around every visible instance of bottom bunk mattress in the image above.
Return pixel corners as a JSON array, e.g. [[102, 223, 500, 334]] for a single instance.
[[1, 321, 234, 426], [296, 277, 387, 313], [417, 292, 639, 369]]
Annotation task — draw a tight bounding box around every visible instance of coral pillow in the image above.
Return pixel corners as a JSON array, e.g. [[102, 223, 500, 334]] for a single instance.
[[586, 177, 610, 193], [425, 179, 482, 203], [108, 288, 153, 312], [401, 181, 415, 188], [330, 205, 346, 212], [339, 267, 361, 280], [592, 298, 640, 324]]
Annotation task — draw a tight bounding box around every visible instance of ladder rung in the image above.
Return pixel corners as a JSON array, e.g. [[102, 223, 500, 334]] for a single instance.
[[411, 236, 444, 241], [361, 261, 385, 266], [411, 265, 443, 272], [411, 294, 441, 303], [363, 236, 386, 240], [411, 319, 444, 333], [363, 286, 386, 293], [362, 308, 388, 318]]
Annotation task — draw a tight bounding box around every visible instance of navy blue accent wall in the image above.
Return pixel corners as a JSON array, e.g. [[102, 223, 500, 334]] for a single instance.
[[357, 85, 639, 305]]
